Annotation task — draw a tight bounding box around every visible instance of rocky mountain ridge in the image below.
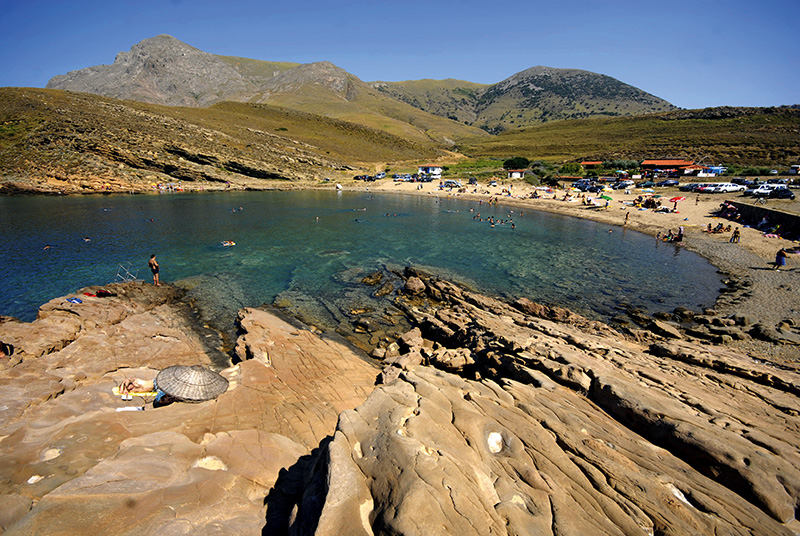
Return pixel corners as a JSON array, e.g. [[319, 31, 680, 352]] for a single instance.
[[46, 35, 675, 133]]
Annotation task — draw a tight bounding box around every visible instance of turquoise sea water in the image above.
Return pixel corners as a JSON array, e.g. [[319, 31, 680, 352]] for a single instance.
[[0, 190, 721, 326]]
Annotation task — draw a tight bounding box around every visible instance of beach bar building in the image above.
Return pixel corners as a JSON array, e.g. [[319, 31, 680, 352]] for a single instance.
[[640, 159, 694, 178], [640, 159, 694, 171]]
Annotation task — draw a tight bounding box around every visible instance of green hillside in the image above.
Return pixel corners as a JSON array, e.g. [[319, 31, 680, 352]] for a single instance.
[[0, 88, 447, 193], [458, 107, 800, 167], [372, 79, 490, 124], [375, 67, 676, 133], [251, 69, 489, 145]]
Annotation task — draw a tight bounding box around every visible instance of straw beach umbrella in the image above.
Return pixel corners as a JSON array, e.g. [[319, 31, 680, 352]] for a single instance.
[[155, 365, 228, 402]]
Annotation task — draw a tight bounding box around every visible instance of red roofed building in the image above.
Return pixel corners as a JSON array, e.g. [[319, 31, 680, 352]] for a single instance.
[[640, 159, 694, 170], [581, 161, 603, 168]]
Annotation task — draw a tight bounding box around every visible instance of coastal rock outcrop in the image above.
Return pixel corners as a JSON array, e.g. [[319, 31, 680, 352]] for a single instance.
[[2, 272, 800, 535], [269, 270, 800, 535], [0, 283, 378, 534]]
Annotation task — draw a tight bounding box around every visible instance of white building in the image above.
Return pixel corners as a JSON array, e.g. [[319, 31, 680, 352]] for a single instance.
[[418, 165, 443, 177]]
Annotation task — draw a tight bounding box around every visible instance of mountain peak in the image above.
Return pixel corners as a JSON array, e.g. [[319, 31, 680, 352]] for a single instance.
[[47, 35, 252, 107]]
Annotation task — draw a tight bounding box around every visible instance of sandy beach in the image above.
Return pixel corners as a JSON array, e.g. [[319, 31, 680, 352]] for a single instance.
[[352, 178, 800, 363]]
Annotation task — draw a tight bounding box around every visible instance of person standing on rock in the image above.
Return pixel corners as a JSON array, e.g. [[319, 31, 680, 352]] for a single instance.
[[149, 254, 160, 286]]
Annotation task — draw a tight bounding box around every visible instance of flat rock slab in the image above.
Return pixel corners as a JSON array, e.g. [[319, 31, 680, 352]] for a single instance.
[[0, 287, 379, 534]]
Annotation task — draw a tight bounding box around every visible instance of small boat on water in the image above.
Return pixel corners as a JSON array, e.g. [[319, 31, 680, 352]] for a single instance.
[[221, 240, 236, 247]]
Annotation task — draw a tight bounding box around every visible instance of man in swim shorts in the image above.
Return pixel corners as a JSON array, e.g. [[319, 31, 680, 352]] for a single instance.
[[149, 254, 160, 286]]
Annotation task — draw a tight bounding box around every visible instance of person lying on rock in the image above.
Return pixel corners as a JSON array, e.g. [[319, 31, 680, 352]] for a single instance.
[[118, 377, 176, 406], [0, 341, 14, 357], [118, 365, 229, 406]]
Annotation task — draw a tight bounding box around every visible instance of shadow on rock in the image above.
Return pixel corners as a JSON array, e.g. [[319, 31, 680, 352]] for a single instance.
[[264, 437, 332, 536]]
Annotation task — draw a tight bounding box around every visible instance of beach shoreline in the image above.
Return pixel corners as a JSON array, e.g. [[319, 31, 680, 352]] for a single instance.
[[4, 177, 799, 362], [348, 179, 800, 363]]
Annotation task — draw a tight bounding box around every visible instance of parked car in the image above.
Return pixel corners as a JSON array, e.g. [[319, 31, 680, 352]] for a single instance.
[[743, 186, 760, 196], [751, 185, 784, 197], [636, 181, 656, 188], [489, 181, 498, 187], [442, 179, 462, 189], [612, 180, 634, 190], [768, 188, 796, 199], [679, 183, 701, 192], [656, 179, 679, 187], [468, 178, 478, 185], [375, 172, 386, 179], [708, 183, 745, 193], [693, 184, 717, 192]]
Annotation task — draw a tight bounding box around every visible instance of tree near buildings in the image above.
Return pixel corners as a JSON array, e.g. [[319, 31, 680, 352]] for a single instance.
[[503, 157, 530, 170]]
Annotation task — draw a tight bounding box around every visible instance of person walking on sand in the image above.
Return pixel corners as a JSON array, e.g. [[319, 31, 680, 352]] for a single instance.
[[774, 248, 787, 271], [730, 228, 740, 243], [149, 254, 160, 286]]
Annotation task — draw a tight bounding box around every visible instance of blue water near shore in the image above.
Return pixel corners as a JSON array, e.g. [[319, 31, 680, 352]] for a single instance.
[[0, 190, 721, 324]]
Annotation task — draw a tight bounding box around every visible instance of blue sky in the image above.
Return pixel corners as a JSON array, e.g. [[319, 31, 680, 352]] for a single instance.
[[0, 0, 797, 109]]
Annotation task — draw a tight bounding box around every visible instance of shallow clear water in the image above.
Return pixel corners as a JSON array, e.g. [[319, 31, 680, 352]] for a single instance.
[[0, 190, 721, 325]]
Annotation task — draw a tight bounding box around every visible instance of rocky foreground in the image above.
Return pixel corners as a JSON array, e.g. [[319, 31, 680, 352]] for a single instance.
[[0, 272, 799, 535]]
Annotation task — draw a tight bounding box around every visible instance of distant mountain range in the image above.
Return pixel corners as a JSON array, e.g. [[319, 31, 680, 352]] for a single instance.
[[46, 35, 675, 137]]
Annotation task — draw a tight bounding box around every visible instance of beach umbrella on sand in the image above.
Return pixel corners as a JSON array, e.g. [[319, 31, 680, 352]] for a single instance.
[[669, 196, 686, 211], [156, 365, 229, 402]]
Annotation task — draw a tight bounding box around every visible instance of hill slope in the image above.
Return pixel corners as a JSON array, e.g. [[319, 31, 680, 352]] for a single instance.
[[0, 88, 447, 194], [459, 106, 800, 167]]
